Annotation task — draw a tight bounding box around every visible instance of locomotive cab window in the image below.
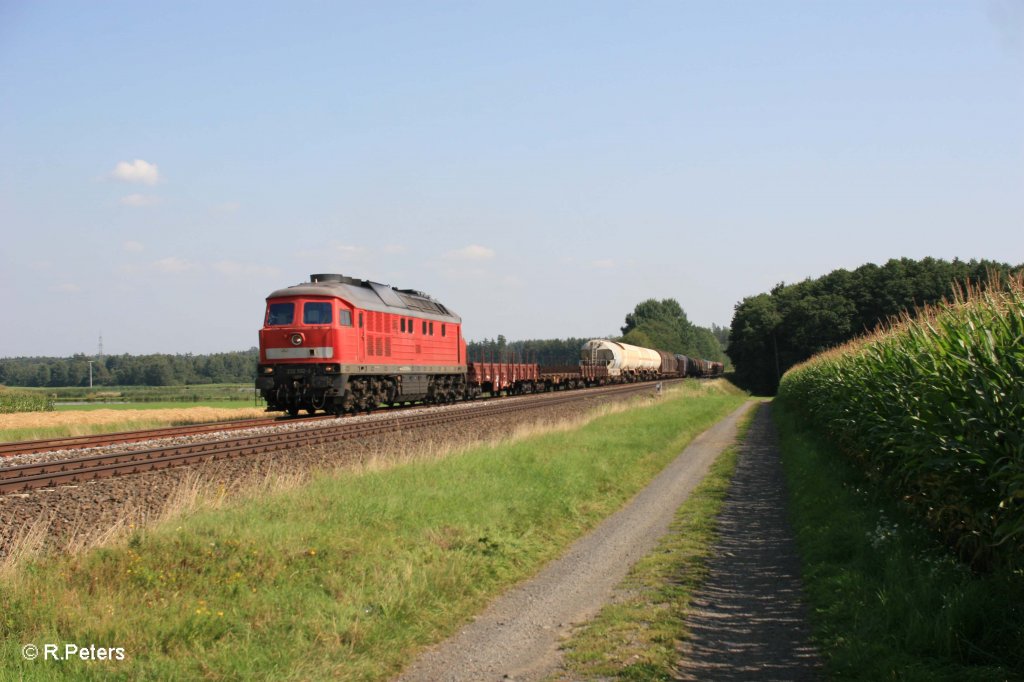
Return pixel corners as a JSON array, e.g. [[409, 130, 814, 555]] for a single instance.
[[441, 324, 446, 337], [401, 319, 406, 333], [267, 303, 294, 326], [429, 322, 434, 335], [303, 302, 333, 325], [422, 321, 427, 334], [339, 309, 352, 327], [359, 313, 363, 328]]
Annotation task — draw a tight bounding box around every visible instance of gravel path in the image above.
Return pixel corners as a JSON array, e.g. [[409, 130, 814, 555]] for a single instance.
[[674, 402, 822, 681], [396, 400, 756, 682]]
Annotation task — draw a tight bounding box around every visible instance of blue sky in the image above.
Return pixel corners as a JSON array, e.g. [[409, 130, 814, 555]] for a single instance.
[[1, 1, 1022, 357]]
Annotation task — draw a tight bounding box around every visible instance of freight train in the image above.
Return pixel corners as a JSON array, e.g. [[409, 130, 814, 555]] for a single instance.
[[256, 274, 724, 416]]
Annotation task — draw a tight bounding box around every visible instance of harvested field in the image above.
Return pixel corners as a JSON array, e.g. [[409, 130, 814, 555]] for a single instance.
[[0, 407, 267, 436]]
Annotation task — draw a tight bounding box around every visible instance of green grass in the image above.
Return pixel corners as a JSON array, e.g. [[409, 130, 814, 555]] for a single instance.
[[0, 382, 746, 681], [20, 383, 262, 405], [548, 401, 758, 681], [774, 401, 1024, 681]]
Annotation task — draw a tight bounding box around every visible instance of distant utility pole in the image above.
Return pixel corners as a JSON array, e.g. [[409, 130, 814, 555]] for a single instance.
[[87, 360, 94, 388]]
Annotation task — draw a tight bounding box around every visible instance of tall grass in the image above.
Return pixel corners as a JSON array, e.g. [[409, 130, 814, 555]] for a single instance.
[[777, 274, 1024, 570], [0, 387, 53, 414]]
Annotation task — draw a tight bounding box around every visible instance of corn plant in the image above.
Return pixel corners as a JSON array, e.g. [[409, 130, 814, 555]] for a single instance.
[[0, 388, 55, 414], [778, 274, 1024, 571]]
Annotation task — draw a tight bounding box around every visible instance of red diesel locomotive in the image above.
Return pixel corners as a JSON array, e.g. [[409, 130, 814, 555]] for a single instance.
[[257, 274, 467, 415]]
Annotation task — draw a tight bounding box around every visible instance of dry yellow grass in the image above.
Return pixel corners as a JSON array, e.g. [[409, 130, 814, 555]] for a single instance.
[[0, 406, 266, 430]]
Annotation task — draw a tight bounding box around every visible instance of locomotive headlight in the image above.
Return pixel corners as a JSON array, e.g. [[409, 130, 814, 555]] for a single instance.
[[290, 333, 304, 346], [259, 366, 274, 375], [323, 364, 341, 374]]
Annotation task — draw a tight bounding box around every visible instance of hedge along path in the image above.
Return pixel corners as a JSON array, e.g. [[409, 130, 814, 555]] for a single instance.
[[397, 400, 755, 682]]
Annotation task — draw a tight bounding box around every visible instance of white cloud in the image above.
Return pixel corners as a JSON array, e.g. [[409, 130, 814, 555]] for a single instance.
[[120, 193, 161, 207], [382, 244, 408, 254], [122, 240, 144, 252], [49, 283, 80, 294], [445, 244, 495, 261], [111, 159, 161, 185], [212, 260, 280, 278], [332, 243, 366, 258], [296, 243, 368, 264], [213, 201, 241, 213], [151, 257, 196, 273], [591, 259, 615, 269]]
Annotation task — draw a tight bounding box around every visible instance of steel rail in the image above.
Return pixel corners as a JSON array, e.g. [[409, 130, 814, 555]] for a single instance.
[[0, 381, 668, 495]]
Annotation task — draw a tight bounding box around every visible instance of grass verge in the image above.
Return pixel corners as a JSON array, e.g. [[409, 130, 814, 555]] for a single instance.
[[547, 401, 758, 681], [0, 382, 746, 681], [774, 401, 1024, 681]]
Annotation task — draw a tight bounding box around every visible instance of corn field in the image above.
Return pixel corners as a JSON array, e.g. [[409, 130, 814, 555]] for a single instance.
[[0, 388, 54, 414], [777, 275, 1024, 571]]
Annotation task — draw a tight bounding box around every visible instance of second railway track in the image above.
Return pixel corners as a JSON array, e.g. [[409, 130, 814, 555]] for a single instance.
[[0, 381, 671, 495]]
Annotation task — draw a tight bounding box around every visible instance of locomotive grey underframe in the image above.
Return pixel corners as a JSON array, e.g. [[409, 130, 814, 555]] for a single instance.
[[257, 363, 468, 407]]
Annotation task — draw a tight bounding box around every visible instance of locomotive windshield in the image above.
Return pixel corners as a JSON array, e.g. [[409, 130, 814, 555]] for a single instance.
[[266, 302, 294, 326], [303, 302, 333, 325]]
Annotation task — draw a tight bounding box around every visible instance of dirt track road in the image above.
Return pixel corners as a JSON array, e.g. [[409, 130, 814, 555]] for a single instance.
[[396, 400, 755, 682], [675, 403, 821, 680]]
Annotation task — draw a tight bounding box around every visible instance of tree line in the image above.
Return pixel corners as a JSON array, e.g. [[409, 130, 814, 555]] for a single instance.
[[468, 299, 728, 366], [727, 257, 1023, 395], [0, 349, 260, 387]]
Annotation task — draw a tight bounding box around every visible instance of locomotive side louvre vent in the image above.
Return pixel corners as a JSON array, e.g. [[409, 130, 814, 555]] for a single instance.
[[415, 343, 422, 354], [367, 337, 375, 357], [385, 337, 392, 357], [376, 337, 383, 356]]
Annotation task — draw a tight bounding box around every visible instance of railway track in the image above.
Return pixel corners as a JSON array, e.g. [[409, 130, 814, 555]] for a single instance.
[[0, 381, 668, 495]]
